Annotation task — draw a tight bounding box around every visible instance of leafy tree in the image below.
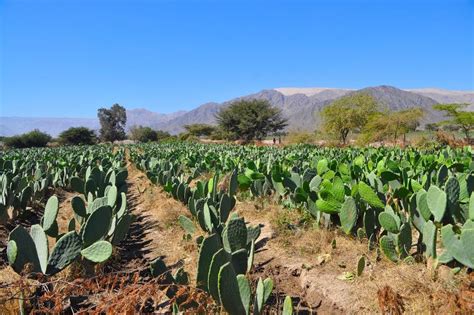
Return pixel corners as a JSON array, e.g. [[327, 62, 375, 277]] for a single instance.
[[97, 104, 127, 142], [184, 124, 216, 137], [4, 129, 52, 148], [155, 130, 172, 141], [215, 99, 287, 141], [129, 125, 156, 142], [58, 127, 97, 145], [129, 126, 171, 142], [360, 108, 424, 145], [321, 93, 380, 144], [433, 103, 474, 140]]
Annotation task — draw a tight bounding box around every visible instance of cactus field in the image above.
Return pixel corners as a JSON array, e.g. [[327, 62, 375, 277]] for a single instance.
[[1, 143, 474, 313]]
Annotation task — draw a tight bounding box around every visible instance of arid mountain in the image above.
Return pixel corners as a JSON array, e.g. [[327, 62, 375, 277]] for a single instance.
[[1, 86, 472, 136]]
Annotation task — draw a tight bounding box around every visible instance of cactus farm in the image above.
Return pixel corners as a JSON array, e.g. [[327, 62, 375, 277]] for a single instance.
[[1, 142, 474, 313]]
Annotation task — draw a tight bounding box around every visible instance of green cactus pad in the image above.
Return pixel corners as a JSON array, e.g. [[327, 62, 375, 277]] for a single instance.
[[107, 185, 118, 207], [30, 224, 48, 274], [339, 197, 357, 234], [358, 182, 384, 208], [246, 225, 261, 245], [237, 274, 251, 315], [283, 296, 293, 315], [70, 176, 85, 194], [427, 185, 447, 222], [315, 198, 341, 214], [71, 196, 87, 217], [197, 233, 222, 290], [229, 169, 239, 196], [218, 262, 246, 315], [380, 235, 398, 262], [208, 248, 231, 302], [85, 178, 97, 196], [460, 229, 474, 268], [378, 212, 400, 233], [397, 223, 412, 258], [441, 225, 474, 268], [178, 215, 196, 235], [219, 193, 233, 223], [42, 196, 59, 233], [173, 267, 189, 285], [445, 177, 460, 206], [469, 192, 474, 220], [8, 225, 41, 273], [82, 205, 112, 246], [231, 248, 248, 275], [46, 231, 82, 275], [112, 213, 133, 245], [6, 240, 17, 267], [416, 190, 431, 221], [223, 217, 247, 253], [422, 220, 437, 258], [81, 240, 113, 263]]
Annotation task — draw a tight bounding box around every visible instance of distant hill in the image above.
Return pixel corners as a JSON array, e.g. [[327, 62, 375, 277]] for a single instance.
[[1, 85, 472, 136]]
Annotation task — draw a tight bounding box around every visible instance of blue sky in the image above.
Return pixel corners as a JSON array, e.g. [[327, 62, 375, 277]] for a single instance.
[[1, 0, 472, 117]]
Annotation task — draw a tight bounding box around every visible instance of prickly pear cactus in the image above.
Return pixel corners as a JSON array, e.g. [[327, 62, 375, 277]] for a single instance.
[[218, 262, 246, 315], [80, 240, 113, 263], [379, 235, 398, 262], [223, 217, 247, 253], [339, 197, 357, 235]]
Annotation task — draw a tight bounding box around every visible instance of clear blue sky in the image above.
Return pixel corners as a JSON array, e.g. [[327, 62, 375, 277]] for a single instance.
[[1, 0, 472, 117]]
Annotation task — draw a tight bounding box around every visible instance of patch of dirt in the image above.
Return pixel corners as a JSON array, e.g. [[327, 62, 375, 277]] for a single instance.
[[237, 198, 472, 314], [125, 154, 200, 281]]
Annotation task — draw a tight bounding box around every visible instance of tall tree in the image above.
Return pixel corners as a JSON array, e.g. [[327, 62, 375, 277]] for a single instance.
[[215, 99, 287, 141], [433, 103, 474, 140], [360, 108, 424, 145], [321, 93, 379, 144], [97, 104, 127, 142]]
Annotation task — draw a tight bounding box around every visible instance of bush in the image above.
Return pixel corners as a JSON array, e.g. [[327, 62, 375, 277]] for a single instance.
[[58, 127, 97, 145], [129, 126, 171, 143], [4, 129, 52, 148]]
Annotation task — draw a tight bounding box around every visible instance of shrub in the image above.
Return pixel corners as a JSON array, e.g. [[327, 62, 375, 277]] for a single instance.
[[58, 127, 97, 145], [4, 129, 52, 148]]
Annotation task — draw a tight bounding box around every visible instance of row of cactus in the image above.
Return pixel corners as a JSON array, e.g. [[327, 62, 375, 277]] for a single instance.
[[131, 143, 474, 270], [130, 149, 283, 314], [0, 146, 126, 221], [4, 146, 132, 277]]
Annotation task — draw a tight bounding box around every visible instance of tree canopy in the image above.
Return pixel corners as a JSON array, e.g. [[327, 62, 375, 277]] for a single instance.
[[360, 108, 424, 145], [58, 127, 97, 145], [433, 103, 474, 140], [129, 125, 171, 142], [98, 104, 127, 142], [321, 93, 380, 144], [184, 124, 216, 137], [215, 99, 288, 141], [4, 129, 52, 148]]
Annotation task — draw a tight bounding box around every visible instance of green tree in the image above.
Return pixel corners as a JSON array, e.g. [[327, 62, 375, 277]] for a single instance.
[[4, 129, 52, 148], [129, 125, 157, 142], [433, 103, 474, 140], [184, 124, 216, 137], [215, 99, 287, 141], [321, 93, 380, 144], [58, 127, 97, 145], [360, 108, 424, 145], [98, 104, 127, 142]]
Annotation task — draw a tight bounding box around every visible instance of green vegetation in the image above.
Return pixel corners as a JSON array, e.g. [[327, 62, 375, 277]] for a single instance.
[[129, 125, 171, 142], [3, 129, 52, 148], [184, 123, 216, 137], [216, 99, 288, 141], [97, 103, 127, 142], [321, 93, 379, 144], [58, 127, 97, 145], [434, 103, 474, 141]]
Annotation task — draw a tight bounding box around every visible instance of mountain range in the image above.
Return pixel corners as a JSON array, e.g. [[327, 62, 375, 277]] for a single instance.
[[1, 85, 473, 137]]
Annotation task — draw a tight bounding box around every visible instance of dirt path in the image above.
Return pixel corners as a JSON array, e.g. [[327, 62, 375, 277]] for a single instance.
[[237, 200, 472, 314], [124, 153, 200, 280]]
